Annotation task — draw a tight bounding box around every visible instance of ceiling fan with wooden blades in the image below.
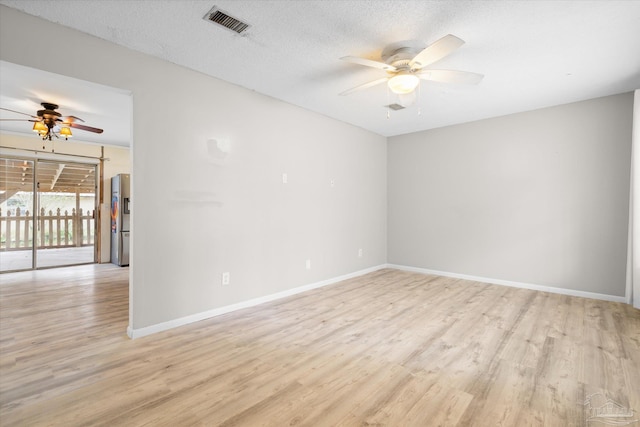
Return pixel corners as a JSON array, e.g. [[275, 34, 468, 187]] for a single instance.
[[339, 34, 483, 101], [0, 102, 103, 141]]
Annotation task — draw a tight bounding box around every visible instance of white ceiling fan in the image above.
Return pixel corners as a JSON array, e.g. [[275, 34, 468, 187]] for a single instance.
[[339, 34, 483, 102]]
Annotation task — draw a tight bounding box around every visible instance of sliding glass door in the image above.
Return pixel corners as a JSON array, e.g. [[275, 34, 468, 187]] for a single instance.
[[35, 161, 97, 268], [0, 157, 97, 272], [0, 158, 35, 272]]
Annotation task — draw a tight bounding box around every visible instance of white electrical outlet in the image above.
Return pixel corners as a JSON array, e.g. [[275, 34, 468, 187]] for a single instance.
[[306, 259, 311, 270], [282, 173, 288, 184], [222, 272, 230, 285], [358, 248, 363, 258]]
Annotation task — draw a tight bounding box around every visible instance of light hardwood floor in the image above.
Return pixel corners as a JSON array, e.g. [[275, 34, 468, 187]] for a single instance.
[[0, 265, 638, 426]]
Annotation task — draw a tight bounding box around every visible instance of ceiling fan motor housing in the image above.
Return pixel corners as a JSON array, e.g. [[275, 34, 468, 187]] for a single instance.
[[381, 40, 425, 71], [37, 103, 61, 128]]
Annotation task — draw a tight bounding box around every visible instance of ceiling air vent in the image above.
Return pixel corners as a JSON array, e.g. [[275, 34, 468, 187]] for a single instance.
[[385, 103, 405, 111], [203, 6, 250, 34]]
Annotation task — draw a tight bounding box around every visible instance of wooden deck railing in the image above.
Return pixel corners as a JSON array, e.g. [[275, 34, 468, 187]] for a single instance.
[[0, 207, 95, 250]]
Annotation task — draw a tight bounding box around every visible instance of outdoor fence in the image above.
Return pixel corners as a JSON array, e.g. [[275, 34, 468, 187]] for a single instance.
[[0, 207, 95, 250]]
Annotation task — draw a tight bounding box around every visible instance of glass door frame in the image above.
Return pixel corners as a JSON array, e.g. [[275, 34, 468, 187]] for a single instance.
[[0, 156, 36, 272]]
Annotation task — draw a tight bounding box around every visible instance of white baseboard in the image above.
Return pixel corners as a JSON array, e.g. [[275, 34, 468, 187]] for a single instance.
[[128, 262, 627, 339], [386, 263, 627, 303], [127, 264, 387, 339]]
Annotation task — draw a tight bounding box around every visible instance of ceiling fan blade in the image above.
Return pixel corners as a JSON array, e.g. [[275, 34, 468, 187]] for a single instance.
[[68, 122, 104, 134], [61, 115, 85, 123], [339, 77, 389, 96], [418, 69, 484, 85], [0, 118, 37, 122], [340, 56, 397, 72], [409, 34, 465, 69], [0, 107, 39, 119]]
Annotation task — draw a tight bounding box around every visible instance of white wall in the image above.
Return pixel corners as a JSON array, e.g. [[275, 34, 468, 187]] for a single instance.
[[388, 93, 633, 297], [0, 6, 387, 331]]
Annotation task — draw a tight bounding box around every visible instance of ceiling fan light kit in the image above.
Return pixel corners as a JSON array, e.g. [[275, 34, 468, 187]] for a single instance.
[[388, 72, 420, 95], [32, 121, 47, 134], [59, 127, 73, 139], [340, 34, 483, 109], [32, 120, 72, 140]]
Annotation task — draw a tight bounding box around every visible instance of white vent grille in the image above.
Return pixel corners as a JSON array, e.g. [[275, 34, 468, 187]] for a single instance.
[[203, 6, 250, 34], [385, 103, 405, 111]]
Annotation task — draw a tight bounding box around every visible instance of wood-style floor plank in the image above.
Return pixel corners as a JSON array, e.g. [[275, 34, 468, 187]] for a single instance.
[[1, 265, 639, 426]]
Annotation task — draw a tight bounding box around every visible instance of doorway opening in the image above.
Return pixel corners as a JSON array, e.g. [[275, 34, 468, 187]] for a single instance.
[[0, 157, 97, 272]]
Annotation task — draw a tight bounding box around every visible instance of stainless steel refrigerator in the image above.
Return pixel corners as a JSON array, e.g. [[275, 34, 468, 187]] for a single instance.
[[110, 174, 130, 266]]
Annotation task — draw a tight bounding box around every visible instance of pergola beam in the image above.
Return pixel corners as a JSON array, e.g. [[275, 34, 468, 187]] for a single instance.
[[50, 163, 65, 190], [0, 189, 19, 204]]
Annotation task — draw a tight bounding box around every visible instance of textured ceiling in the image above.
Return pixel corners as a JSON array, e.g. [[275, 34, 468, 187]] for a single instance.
[[1, 0, 639, 139]]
